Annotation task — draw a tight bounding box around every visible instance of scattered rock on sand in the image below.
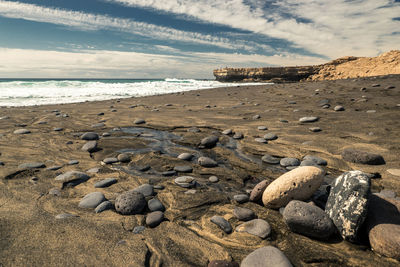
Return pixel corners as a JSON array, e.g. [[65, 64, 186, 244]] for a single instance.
[[115, 190, 146, 215], [200, 135, 219, 148], [261, 154, 280, 164], [241, 246, 292, 267], [233, 132, 244, 139], [236, 219, 271, 239], [174, 165, 193, 173], [55, 171, 90, 187], [174, 176, 196, 188], [222, 129, 232, 135], [81, 141, 98, 152], [250, 180, 269, 202], [309, 127, 322, 132], [146, 211, 164, 228], [303, 155, 327, 166], [255, 138, 268, 143], [262, 166, 325, 209], [233, 207, 255, 221], [18, 162, 45, 170], [283, 200, 335, 240], [258, 126, 268, 130], [325, 171, 371, 242], [68, 160, 79, 165], [78, 192, 106, 209], [233, 194, 249, 204], [210, 215, 232, 234], [95, 201, 114, 213], [198, 156, 218, 167], [209, 176, 219, 183], [178, 152, 193, 161], [103, 157, 119, 164], [208, 260, 239, 267], [148, 198, 165, 212], [117, 153, 131, 163], [13, 129, 31, 134], [341, 148, 385, 165], [263, 133, 278, 140], [299, 116, 319, 123], [94, 178, 117, 188], [334, 105, 345, 111], [133, 184, 154, 197], [134, 118, 146, 124], [81, 132, 99, 140], [280, 158, 300, 167]]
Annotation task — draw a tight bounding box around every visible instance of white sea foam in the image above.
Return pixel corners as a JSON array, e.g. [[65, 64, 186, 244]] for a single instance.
[[0, 79, 269, 106]]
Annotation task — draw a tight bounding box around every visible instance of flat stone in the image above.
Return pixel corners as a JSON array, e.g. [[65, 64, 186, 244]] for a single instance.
[[49, 188, 61, 196], [13, 129, 31, 134], [132, 226, 146, 234], [18, 162, 45, 170], [299, 116, 319, 123], [250, 180, 269, 202], [280, 158, 300, 167], [174, 165, 193, 173], [233, 132, 244, 139], [198, 156, 218, 167], [334, 105, 345, 111], [254, 138, 268, 143], [178, 153, 193, 161], [241, 246, 292, 267], [387, 169, 400, 176], [174, 176, 196, 188], [200, 135, 219, 148], [87, 167, 100, 173], [133, 184, 154, 197], [222, 129, 232, 135], [55, 171, 90, 186], [115, 190, 146, 215], [95, 201, 114, 213], [325, 171, 371, 242], [103, 157, 119, 164], [94, 178, 117, 188], [372, 83, 380, 87], [262, 166, 325, 209], [257, 126, 268, 130], [80, 132, 99, 140], [68, 160, 79, 165], [81, 141, 98, 152], [78, 192, 106, 209], [146, 211, 164, 227], [377, 189, 396, 199], [309, 127, 321, 132], [261, 154, 280, 164], [148, 198, 165, 212], [187, 127, 201, 133], [117, 153, 131, 163], [233, 207, 255, 221], [55, 213, 78, 220], [385, 85, 395, 89], [263, 133, 278, 140], [253, 114, 261, 119], [303, 155, 327, 166], [53, 127, 63, 131], [209, 176, 219, 183], [236, 219, 271, 239], [134, 118, 146, 124], [366, 194, 400, 260], [233, 194, 249, 204], [210, 215, 232, 234], [341, 148, 385, 165], [283, 200, 335, 240]]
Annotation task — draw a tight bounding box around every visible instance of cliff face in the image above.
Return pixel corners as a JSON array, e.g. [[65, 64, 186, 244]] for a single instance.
[[214, 51, 400, 82]]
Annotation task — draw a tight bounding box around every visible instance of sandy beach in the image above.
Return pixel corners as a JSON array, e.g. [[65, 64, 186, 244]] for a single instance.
[[1, 75, 400, 266]]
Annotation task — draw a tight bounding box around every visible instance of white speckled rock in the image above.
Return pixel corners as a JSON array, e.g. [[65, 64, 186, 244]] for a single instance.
[[262, 166, 325, 209]]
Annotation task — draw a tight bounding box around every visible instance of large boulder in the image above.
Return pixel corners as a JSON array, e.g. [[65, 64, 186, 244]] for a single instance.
[[262, 166, 325, 209]]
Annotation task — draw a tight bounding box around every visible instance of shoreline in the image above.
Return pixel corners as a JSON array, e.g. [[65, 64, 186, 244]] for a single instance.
[[1, 75, 399, 266]]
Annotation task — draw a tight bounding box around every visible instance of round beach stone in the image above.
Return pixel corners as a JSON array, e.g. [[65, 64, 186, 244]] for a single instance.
[[334, 105, 345, 111], [299, 116, 319, 123], [178, 153, 193, 161], [81, 141, 97, 152], [210, 215, 232, 234], [115, 191, 146, 215], [95, 201, 114, 213], [18, 162, 45, 170], [133, 184, 154, 197], [200, 135, 219, 148], [236, 219, 271, 239], [280, 158, 300, 167], [250, 180, 269, 202], [209, 176, 219, 183], [255, 138, 268, 143], [262, 166, 325, 209], [233, 194, 249, 204], [302, 155, 327, 166], [55, 171, 90, 184], [263, 133, 278, 140], [261, 154, 280, 164], [241, 246, 292, 267], [117, 153, 131, 163], [148, 198, 165, 212], [103, 157, 119, 164], [80, 132, 99, 140], [341, 148, 385, 165], [134, 118, 146, 124], [13, 129, 31, 134], [198, 156, 218, 167], [283, 200, 335, 240], [325, 171, 371, 242], [222, 129, 232, 135], [146, 211, 164, 228], [174, 165, 193, 173], [174, 176, 196, 188], [94, 178, 117, 188], [233, 207, 255, 221], [78, 192, 106, 209], [258, 126, 268, 131], [162, 170, 176, 176]]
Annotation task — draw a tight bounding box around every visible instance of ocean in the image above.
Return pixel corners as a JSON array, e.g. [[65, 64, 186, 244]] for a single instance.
[[0, 78, 266, 107]]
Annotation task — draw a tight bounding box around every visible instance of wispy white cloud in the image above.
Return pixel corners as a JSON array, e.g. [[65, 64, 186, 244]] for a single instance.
[[110, 0, 400, 58], [0, 47, 326, 78]]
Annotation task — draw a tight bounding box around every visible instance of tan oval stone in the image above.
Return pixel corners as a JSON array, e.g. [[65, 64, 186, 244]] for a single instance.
[[262, 166, 325, 209], [387, 169, 400, 177]]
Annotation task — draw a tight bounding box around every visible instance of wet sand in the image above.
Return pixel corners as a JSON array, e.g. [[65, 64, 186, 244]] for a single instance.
[[1, 75, 400, 266]]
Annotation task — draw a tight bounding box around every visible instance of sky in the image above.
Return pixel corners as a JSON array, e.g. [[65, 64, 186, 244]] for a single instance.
[[0, 0, 399, 78]]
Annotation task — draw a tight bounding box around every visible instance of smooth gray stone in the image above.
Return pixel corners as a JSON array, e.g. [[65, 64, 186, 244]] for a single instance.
[[94, 178, 117, 188], [117, 153, 131, 163], [102, 132, 111, 137], [115, 191, 146, 215], [68, 160, 79, 165], [236, 219, 271, 239], [250, 180, 269, 202], [47, 165, 62, 171], [187, 127, 201, 133], [134, 118, 146, 124], [13, 129, 31, 134], [303, 155, 327, 166], [334, 105, 345, 111], [254, 138, 268, 143], [234, 194, 249, 204], [53, 127, 63, 131], [146, 211, 164, 228], [209, 176, 219, 183], [95, 201, 114, 213], [253, 114, 261, 119], [18, 162, 45, 170], [285, 166, 298, 171], [174, 176, 196, 188], [299, 116, 319, 123], [174, 165, 193, 173], [81, 141, 97, 152], [103, 157, 118, 164], [233, 207, 255, 221], [200, 135, 219, 148], [222, 129, 233, 135], [241, 246, 292, 267], [80, 132, 99, 140], [309, 127, 322, 132], [55, 213, 78, 220], [210, 215, 232, 234], [300, 160, 319, 167], [283, 200, 335, 240], [198, 156, 218, 167], [79, 192, 106, 209], [257, 126, 268, 130], [87, 167, 100, 173], [233, 132, 244, 139], [55, 171, 90, 186], [263, 133, 278, 140], [162, 170, 176, 176], [132, 226, 146, 234], [148, 198, 165, 212], [280, 158, 300, 167], [133, 184, 154, 197], [318, 99, 330, 106], [325, 171, 371, 242], [177, 153, 193, 161], [341, 148, 385, 165], [261, 154, 280, 164]]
